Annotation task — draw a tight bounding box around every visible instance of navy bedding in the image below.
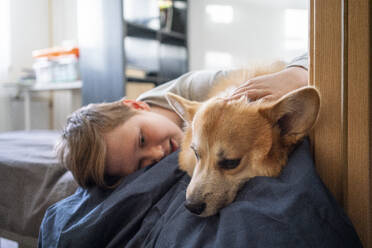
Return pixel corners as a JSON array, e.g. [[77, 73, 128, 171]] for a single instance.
[[38, 139, 362, 248]]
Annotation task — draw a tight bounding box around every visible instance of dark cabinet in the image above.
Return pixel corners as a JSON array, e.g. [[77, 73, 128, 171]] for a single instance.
[[78, 0, 188, 105]]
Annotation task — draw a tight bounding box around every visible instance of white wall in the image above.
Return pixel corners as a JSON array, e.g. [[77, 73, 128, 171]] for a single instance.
[[0, 0, 79, 132], [8, 0, 50, 82], [51, 0, 78, 46], [50, 0, 80, 130], [6, 0, 78, 81], [188, 0, 308, 70], [0, 0, 51, 132]]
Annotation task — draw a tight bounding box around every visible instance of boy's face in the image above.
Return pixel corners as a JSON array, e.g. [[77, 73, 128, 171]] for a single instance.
[[104, 110, 184, 176]]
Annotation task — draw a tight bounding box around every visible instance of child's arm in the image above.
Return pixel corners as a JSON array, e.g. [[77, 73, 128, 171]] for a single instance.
[[228, 67, 308, 101], [138, 53, 308, 114], [137, 70, 230, 110], [227, 53, 309, 101], [136, 70, 230, 127]]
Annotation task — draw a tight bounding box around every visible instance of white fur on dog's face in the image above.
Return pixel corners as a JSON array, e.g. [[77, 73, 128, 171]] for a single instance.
[[166, 87, 320, 217]]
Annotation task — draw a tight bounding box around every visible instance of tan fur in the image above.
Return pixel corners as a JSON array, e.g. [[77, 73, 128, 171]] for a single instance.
[[166, 64, 320, 217]]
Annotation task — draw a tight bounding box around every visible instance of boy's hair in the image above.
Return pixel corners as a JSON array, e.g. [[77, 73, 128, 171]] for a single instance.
[[57, 99, 137, 188]]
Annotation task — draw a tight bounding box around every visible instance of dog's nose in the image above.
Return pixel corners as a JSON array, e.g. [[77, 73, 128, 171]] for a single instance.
[[184, 200, 206, 215]]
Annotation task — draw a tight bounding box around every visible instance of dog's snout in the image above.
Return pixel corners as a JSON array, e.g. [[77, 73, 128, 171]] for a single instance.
[[184, 200, 206, 215]]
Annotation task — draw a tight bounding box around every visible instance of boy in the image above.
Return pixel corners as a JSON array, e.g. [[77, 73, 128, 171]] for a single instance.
[[57, 55, 308, 188]]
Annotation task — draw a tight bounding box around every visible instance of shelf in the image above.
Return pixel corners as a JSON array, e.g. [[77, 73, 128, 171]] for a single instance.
[[3, 81, 82, 91], [126, 76, 177, 85], [30, 81, 82, 91], [126, 76, 158, 84], [159, 29, 186, 40], [126, 22, 157, 39], [126, 21, 186, 44]]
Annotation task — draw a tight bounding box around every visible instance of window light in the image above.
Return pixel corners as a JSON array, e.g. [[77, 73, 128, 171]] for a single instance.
[[284, 9, 308, 51], [205, 51, 233, 69], [205, 5, 234, 24]]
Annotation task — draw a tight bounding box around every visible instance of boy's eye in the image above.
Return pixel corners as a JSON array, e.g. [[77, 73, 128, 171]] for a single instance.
[[218, 158, 241, 170], [139, 131, 145, 147]]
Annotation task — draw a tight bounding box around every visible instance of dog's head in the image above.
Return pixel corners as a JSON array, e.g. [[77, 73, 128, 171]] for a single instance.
[[166, 87, 320, 217]]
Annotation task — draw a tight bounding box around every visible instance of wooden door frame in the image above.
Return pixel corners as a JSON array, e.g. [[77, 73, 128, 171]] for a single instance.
[[309, 0, 371, 247]]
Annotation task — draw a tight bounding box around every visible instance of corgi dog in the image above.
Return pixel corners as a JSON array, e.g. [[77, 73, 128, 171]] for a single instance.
[[165, 65, 320, 217]]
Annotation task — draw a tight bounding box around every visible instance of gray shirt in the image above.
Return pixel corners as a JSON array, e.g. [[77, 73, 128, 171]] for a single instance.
[[137, 70, 231, 111], [287, 53, 308, 70]]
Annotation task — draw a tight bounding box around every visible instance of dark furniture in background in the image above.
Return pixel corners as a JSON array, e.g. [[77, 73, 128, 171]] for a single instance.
[[78, 0, 188, 105]]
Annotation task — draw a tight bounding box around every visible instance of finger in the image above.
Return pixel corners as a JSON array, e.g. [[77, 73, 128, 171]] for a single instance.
[[236, 80, 251, 89], [230, 87, 248, 97], [244, 89, 272, 101], [224, 92, 246, 101], [225, 89, 272, 102], [231, 83, 268, 97], [231, 80, 255, 94]]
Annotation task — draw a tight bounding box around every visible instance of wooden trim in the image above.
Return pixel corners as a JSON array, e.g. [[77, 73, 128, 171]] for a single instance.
[[310, 0, 344, 204], [310, 0, 372, 246], [308, 0, 315, 148], [341, 0, 349, 208], [346, 0, 371, 246], [308, 0, 314, 87]]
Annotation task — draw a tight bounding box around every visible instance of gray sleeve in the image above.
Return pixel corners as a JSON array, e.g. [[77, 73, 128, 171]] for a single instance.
[[286, 53, 309, 70], [137, 70, 229, 110]]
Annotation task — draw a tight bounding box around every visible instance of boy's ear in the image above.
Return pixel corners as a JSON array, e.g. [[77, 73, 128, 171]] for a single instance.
[[165, 92, 201, 123], [259, 86, 320, 144], [122, 99, 151, 111]]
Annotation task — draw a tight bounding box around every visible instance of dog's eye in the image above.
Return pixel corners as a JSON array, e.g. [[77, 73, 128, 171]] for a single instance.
[[190, 146, 200, 160], [218, 158, 241, 170]]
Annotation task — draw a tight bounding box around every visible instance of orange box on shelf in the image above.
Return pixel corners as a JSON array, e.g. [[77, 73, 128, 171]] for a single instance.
[[32, 47, 80, 84]]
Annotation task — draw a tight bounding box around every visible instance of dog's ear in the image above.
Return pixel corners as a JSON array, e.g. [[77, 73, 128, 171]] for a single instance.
[[166, 92, 201, 123], [259, 86, 320, 144]]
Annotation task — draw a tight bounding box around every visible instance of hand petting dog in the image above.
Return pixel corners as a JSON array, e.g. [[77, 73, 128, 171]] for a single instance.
[[226, 66, 308, 102]]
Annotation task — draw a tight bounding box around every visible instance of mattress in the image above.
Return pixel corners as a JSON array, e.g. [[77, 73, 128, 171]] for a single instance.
[[0, 130, 78, 245]]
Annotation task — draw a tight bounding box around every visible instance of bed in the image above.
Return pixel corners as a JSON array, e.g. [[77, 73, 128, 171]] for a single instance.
[[0, 130, 362, 247], [0, 131, 78, 247]]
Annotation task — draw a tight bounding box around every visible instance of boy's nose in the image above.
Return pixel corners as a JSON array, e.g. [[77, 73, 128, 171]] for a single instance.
[[150, 145, 165, 161], [142, 145, 165, 167]]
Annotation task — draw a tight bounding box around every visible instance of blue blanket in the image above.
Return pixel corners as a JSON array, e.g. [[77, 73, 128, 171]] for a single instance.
[[38, 140, 362, 247]]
